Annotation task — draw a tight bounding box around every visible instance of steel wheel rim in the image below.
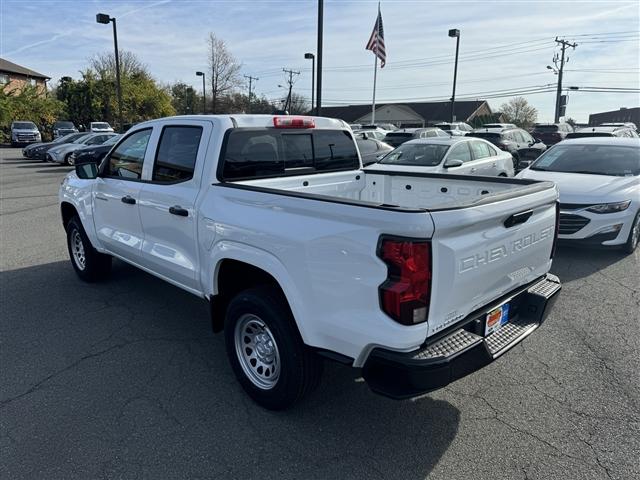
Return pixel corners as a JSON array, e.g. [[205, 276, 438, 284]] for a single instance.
[[71, 229, 86, 270], [234, 314, 280, 390]]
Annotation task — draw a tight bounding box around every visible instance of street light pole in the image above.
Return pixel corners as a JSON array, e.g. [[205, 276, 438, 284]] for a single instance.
[[448, 28, 460, 123], [316, 0, 323, 115], [304, 53, 315, 115], [96, 13, 124, 132], [196, 71, 206, 114]]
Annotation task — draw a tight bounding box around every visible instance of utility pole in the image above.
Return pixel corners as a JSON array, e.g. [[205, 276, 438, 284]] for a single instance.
[[282, 68, 300, 113], [553, 37, 577, 123], [244, 75, 258, 113]]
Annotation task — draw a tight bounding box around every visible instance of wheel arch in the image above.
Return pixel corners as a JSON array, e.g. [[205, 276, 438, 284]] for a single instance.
[[206, 244, 307, 343], [60, 201, 79, 229]]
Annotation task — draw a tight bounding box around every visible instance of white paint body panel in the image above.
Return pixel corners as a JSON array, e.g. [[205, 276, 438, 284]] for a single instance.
[[60, 115, 558, 366]]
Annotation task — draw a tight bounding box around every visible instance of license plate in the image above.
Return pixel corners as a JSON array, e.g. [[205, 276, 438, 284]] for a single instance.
[[485, 303, 510, 336]]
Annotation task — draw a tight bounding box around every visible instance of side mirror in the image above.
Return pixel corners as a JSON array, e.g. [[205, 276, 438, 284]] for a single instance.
[[443, 159, 464, 168], [76, 162, 98, 179]]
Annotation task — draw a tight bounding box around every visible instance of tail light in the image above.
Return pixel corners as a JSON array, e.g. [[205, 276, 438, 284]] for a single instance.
[[550, 201, 560, 258], [273, 116, 315, 129], [377, 236, 431, 325]]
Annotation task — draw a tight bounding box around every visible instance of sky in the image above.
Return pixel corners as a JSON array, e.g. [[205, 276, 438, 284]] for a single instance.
[[1, 0, 639, 122]]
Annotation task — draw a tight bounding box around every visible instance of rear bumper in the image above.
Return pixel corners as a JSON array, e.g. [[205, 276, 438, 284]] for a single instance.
[[362, 273, 561, 399]]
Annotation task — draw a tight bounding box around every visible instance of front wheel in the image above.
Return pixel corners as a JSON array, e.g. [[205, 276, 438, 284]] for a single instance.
[[224, 286, 323, 410], [623, 212, 640, 254], [66, 216, 112, 281], [64, 153, 73, 166]]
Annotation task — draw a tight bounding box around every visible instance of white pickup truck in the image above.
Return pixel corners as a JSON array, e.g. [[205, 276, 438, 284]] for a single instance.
[[60, 115, 561, 410]]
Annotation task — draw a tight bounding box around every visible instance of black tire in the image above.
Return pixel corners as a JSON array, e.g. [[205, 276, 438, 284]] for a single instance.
[[623, 212, 640, 254], [63, 153, 72, 166], [66, 216, 112, 282], [224, 286, 323, 410]]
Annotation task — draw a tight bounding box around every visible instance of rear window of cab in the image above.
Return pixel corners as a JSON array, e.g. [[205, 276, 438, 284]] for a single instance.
[[220, 129, 360, 180]]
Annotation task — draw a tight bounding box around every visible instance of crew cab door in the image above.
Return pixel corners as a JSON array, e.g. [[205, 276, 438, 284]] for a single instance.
[[137, 121, 212, 291], [93, 128, 153, 261]]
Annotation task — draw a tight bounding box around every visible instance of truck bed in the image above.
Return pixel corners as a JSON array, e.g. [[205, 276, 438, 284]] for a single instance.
[[236, 169, 554, 212]]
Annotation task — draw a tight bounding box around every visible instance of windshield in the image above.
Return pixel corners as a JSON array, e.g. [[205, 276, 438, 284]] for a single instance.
[[72, 134, 93, 144], [13, 122, 36, 130], [103, 135, 121, 146], [378, 143, 450, 167], [435, 124, 452, 130], [92, 123, 110, 129], [54, 121, 75, 129], [469, 132, 502, 139], [530, 144, 640, 176], [534, 125, 559, 132]]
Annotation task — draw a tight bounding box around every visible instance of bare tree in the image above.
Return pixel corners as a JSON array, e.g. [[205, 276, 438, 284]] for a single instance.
[[499, 97, 538, 129], [207, 32, 242, 113], [89, 51, 149, 80], [287, 92, 311, 115]]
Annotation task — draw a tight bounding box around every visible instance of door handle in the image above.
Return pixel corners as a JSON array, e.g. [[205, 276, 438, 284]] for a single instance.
[[121, 195, 136, 205], [169, 205, 189, 217]]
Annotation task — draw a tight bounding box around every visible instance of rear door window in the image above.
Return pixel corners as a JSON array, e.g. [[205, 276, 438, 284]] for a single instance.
[[470, 140, 492, 159], [152, 126, 203, 183]]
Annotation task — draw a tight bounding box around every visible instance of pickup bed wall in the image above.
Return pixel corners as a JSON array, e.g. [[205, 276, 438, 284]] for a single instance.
[[241, 170, 548, 211]]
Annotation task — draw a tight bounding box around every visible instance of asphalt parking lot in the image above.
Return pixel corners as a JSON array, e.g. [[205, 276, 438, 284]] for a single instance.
[[1, 147, 638, 480]]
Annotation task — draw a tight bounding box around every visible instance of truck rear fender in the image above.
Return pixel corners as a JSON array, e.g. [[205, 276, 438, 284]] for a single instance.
[[205, 241, 309, 342]]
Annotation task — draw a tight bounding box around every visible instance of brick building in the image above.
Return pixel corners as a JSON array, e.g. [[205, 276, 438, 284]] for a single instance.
[[0, 58, 49, 95]]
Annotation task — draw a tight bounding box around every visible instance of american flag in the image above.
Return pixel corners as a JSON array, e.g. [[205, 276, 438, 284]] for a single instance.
[[365, 8, 386, 68]]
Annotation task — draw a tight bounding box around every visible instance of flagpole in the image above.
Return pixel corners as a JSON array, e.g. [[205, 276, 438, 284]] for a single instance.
[[372, 53, 377, 124]]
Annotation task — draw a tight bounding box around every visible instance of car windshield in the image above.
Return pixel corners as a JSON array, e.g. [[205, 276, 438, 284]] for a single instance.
[[103, 135, 121, 146], [534, 125, 559, 132], [92, 123, 110, 129], [13, 122, 36, 129], [435, 124, 452, 130], [470, 132, 502, 139], [378, 143, 450, 166], [55, 121, 74, 128], [385, 132, 414, 138], [530, 144, 640, 176], [72, 134, 93, 144]]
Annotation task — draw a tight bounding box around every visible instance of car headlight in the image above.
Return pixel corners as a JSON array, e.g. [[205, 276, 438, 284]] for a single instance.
[[586, 201, 631, 214]]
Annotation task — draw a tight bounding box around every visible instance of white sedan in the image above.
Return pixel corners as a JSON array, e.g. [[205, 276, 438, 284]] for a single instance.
[[366, 136, 514, 177], [518, 137, 640, 253]]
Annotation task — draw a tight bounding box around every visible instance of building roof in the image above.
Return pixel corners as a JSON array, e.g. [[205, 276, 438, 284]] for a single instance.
[[320, 100, 489, 123], [0, 58, 50, 80]]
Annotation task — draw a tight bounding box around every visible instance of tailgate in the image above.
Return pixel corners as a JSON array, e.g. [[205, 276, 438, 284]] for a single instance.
[[426, 186, 558, 337]]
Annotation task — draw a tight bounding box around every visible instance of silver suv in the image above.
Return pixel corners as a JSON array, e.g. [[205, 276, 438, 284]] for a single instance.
[[11, 121, 41, 146]]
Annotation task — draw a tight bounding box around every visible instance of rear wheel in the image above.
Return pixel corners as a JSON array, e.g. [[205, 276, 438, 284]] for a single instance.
[[64, 153, 73, 166], [66, 216, 112, 281], [224, 286, 323, 410], [623, 212, 640, 254]]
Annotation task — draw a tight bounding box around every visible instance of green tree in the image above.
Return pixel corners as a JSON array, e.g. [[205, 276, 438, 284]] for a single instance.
[[499, 97, 538, 129], [169, 82, 200, 115], [0, 85, 65, 142], [55, 51, 175, 131]]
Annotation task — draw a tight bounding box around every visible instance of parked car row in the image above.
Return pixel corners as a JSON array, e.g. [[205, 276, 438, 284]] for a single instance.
[[9, 120, 114, 146], [22, 131, 118, 165]]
